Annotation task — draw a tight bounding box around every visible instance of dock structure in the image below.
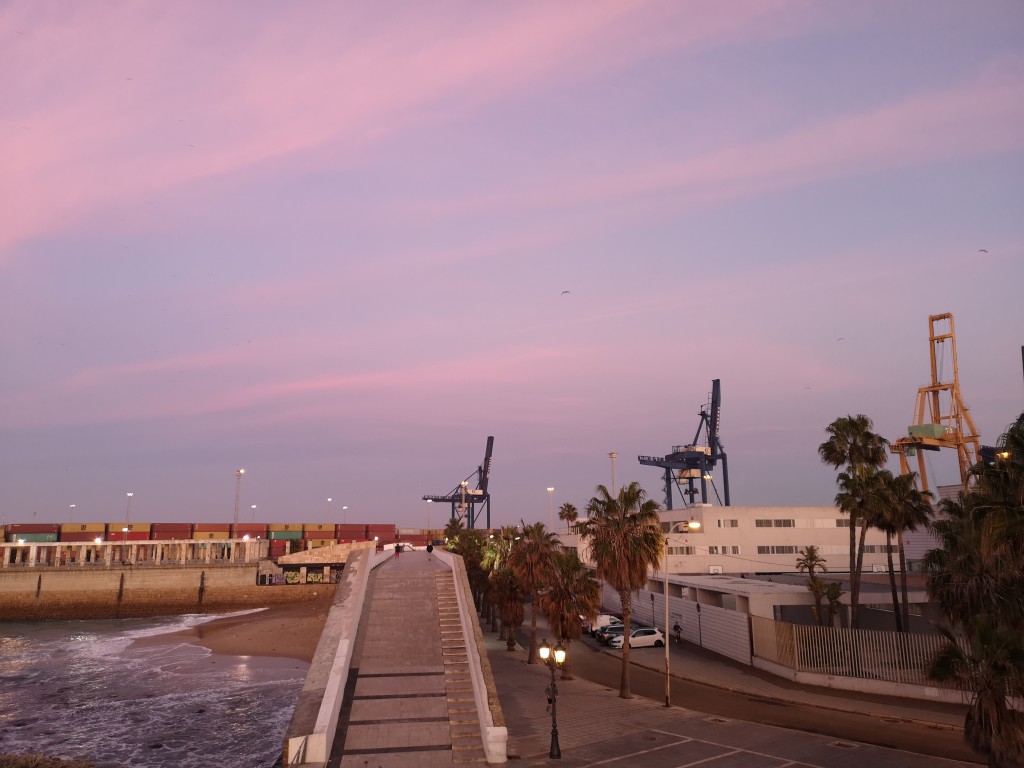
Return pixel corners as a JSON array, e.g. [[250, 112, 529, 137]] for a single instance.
[[1, 537, 269, 568], [284, 547, 506, 767]]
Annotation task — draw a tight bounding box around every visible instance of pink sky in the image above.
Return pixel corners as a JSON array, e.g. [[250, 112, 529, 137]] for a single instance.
[[2, 1, 1022, 528]]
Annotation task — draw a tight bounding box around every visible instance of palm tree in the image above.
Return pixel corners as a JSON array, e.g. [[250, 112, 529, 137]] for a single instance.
[[557, 502, 579, 533], [929, 618, 1024, 768], [824, 581, 845, 627], [537, 549, 600, 680], [924, 417, 1024, 768], [489, 566, 525, 651], [578, 481, 663, 699], [507, 521, 559, 664], [818, 414, 889, 628], [867, 470, 933, 631], [795, 545, 828, 625], [443, 517, 466, 547]]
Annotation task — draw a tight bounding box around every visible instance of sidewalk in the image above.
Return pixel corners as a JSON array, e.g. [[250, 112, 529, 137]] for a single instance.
[[484, 626, 975, 768]]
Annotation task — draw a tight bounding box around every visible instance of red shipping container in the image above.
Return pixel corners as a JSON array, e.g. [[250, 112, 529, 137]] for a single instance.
[[107, 531, 151, 542], [194, 523, 231, 533], [59, 532, 107, 542], [152, 523, 194, 532]]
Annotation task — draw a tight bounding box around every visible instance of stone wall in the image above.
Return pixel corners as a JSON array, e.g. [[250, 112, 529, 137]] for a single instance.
[[0, 565, 335, 621]]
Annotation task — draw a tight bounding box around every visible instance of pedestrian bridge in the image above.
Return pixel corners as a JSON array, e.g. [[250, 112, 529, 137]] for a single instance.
[[282, 545, 507, 767]]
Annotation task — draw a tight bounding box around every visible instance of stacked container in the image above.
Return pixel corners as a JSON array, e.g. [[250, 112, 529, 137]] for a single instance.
[[151, 523, 194, 540], [105, 522, 152, 541], [193, 523, 230, 540], [367, 524, 396, 543], [231, 523, 268, 539], [268, 523, 302, 540], [6, 524, 59, 543], [305, 538, 336, 549], [58, 522, 106, 543], [335, 524, 368, 541]]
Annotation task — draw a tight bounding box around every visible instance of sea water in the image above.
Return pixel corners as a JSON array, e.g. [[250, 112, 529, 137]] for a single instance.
[[0, 612, 306, 767]]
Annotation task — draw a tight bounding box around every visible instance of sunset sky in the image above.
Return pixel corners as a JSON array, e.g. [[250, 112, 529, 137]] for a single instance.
[[2, 1, 1022, 530]]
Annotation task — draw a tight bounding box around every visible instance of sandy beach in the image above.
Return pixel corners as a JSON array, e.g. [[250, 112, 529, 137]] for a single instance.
[[131, 589, 336, 662]]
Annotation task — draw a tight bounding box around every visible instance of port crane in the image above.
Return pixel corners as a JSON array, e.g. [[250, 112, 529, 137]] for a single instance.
[[890, 313, 981, 495], [639, 379, 731, 508], [422, 436, 494, 529]]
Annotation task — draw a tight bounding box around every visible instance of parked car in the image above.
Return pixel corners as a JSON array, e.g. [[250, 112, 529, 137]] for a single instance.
[[596, 624, 627, 644], [589, 614, 621, 636], [609, 627, 665, 649]]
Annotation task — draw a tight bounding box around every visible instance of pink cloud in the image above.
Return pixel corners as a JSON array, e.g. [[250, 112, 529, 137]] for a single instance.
[[1, 1, 808, 257]]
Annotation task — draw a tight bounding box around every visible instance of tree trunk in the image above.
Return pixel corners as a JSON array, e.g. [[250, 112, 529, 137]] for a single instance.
[[897, 529, 911, 632], [618, 590, 633, 699], [886, 532, 902, 632], [527, 596, 538, 664], [852, 520, 869, 629], [848, 515, 858, 627]]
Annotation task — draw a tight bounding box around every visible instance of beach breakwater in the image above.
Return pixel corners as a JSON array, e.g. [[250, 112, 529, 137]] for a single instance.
[[0, 565, 335, 621]]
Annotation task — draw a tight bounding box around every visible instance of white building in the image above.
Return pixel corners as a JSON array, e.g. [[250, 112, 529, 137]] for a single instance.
[[563, 504, 894, 576]]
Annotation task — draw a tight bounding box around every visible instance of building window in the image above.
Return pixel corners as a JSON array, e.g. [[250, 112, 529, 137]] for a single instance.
[[836, 519, 851, 527], [755, 519, 772, 528], [756, 545, 799, 555], [718, 519, 739, 528], [731, 546, 740, 554], [668, 546, 695, 556], [708, 546, 719, 555], [773, 519, 795, 527]]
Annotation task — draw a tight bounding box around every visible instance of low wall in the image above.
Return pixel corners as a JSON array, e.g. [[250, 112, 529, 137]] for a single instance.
[[0, 565, 332, 621]]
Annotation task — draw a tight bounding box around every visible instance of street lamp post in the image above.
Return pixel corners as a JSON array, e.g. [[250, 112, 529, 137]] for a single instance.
[[250, 504, 257, 522], [69, 504, 76, 523], [426, 499, 432, 540], [234, 469, 245, 526], [538, 639, 566, 759], [546, 487, 555, 531], [327, 497, 333, 517], [124, 492, 134, 564], [664, 518, 701, 707], [609, 452, 617, 494]]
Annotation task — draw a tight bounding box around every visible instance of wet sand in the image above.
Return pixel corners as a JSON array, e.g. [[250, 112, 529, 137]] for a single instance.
[[131, 593, 335, 662]]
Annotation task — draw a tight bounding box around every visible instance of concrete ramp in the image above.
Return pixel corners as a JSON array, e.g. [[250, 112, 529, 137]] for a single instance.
[[284, 548, 506, 767]]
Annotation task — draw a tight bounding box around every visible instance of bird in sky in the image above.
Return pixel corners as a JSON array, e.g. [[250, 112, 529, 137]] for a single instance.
[[978, 249, 988, 253], [561, 290, 570, 295]]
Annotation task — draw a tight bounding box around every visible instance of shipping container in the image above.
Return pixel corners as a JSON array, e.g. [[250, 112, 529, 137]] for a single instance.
[[194, 523, 231, 533], [59, 523, 105, 534], [193, 531, 230, 540], [302, 523, 333, 533], [103, 531, 150, 542], [104, 524, 152, 537], [6, 532, 59, 543], [8, 524, 60, 534], [305, 538, 337, 548], [268, 523, 302, 532], [149, 525, 193, 540], [268, 530, 302, 540], [231, 524, 268, 537], [59, 531, 108, 543], [151, 523, 195, 533]]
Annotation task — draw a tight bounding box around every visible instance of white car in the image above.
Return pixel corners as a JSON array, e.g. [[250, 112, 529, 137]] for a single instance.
[[609, 627, 665, 649]]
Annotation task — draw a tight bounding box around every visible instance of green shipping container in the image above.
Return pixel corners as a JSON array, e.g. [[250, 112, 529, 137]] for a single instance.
[[268, 530, 303, 540], [6, 533, 59, 543]]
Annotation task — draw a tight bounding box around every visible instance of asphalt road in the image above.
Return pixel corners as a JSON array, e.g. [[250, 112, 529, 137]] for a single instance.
[[538, 631, 980, 765]]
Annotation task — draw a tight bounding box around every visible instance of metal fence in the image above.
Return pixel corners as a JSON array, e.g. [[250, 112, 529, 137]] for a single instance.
[[751, 615, 954, 687]]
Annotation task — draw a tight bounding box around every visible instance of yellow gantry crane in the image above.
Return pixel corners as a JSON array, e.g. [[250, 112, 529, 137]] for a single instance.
[[891, 312, 982, 495]]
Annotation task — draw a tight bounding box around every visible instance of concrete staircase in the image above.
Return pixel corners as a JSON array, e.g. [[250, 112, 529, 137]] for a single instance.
[[436, 571, 486, 764]]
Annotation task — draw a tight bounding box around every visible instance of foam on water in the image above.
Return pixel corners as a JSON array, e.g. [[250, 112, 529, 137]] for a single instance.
[[0, 615, 304, 768]]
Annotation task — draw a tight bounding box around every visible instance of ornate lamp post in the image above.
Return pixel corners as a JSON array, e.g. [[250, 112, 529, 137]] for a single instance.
[[538, 638, 566, 759], [546, 487, 555, 530]]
